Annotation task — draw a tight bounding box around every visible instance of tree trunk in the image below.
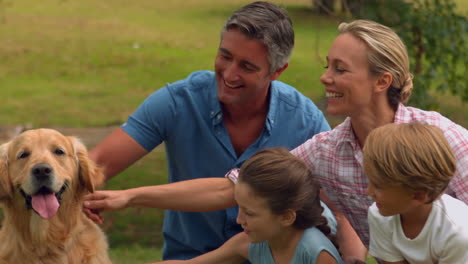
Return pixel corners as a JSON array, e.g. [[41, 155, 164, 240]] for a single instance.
[[313, 0, 335, 15]]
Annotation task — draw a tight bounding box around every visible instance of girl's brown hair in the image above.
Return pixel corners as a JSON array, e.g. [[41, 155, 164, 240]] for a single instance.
[[238, 148, 334, 241]]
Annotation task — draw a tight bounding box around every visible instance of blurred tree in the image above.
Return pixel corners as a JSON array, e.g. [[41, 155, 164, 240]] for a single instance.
[[314, 0, 467, 108], [313, 0, 335, 14]]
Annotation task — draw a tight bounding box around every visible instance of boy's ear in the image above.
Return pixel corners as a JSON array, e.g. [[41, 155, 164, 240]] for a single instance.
[[280, 209, 296, 227], [412, 190, 429, 203]]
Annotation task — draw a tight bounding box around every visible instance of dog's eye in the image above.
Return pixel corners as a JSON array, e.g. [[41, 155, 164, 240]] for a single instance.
[[17, 152, 30, 159], [54, 148, 65, 156]]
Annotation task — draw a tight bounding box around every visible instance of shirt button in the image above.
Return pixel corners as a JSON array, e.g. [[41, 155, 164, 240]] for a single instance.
[[217, 114, 222, 119]]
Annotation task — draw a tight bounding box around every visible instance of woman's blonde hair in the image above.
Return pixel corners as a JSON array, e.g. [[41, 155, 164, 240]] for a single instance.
[[363, 123, 456, 203], [339, 20, 413, 109]]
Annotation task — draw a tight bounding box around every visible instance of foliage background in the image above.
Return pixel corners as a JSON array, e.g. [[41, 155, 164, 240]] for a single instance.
[[0, 0, 466, 263], [348, 0, 467, 108]]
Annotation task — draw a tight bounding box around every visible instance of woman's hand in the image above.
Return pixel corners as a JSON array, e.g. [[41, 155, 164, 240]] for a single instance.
[[83, 190, 131, 223]]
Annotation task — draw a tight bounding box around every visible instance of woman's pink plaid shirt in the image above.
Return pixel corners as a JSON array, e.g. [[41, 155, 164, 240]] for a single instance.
[[291, 104, 468, 246], [227, 104, 468, 247]]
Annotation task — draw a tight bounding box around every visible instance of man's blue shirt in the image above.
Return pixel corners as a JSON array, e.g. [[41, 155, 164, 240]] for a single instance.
[[121, 70, 330, 260]]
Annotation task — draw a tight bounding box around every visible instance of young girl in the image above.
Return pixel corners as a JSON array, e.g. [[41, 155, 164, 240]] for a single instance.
[[153, 148, 343, 264]]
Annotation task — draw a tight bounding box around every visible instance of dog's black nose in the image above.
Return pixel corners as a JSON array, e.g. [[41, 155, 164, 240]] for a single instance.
[[32, 163, 53, 182]]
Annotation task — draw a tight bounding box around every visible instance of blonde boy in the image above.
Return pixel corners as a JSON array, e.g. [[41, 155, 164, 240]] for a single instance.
[[363, 123, 468, 264]]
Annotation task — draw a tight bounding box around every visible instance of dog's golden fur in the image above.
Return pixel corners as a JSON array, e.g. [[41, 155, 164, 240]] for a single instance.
[[0, 128, 111, 264]]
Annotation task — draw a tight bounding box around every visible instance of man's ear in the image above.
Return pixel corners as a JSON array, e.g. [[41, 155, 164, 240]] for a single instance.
[[280, 209, 296, 227], [374, 72, 393, 93], [0, 142, 13, 200], [270, 63, 289, 81]]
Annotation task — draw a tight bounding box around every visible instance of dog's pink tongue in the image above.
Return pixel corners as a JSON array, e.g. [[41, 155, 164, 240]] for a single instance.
[[31, 193, 59, 219]]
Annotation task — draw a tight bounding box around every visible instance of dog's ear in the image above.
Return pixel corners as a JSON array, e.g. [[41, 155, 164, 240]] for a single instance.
[[0, 142, 13, 200], [70, 137, 105, 193]]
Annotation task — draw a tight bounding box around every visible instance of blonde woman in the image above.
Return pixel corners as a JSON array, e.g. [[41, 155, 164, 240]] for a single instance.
[[290, 19, 467, 250]]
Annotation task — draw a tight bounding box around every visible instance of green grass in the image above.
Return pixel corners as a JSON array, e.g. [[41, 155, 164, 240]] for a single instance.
[[0, 0, 465, 127], [109, 247, 379, 264], [104, 150, 168, 249], [0, 0, 465, 263], [108, 247, 379, 263], [110, 245, 162, 264]]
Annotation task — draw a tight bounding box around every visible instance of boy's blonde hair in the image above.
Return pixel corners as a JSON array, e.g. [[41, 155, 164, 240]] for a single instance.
[[363, 123, 456, 203]]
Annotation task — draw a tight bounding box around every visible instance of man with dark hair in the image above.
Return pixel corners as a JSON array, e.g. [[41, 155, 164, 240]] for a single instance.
[[85, 1, 330, 260]]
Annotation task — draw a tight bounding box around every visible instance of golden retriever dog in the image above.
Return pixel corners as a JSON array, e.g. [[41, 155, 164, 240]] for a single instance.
[[0, 128, 111, 264]]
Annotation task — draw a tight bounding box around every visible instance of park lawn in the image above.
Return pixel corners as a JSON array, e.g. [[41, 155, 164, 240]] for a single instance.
[[109, 247, 379, 264], [110, 245, 162, 264], [0, 0, 338, 127], [0, 0, 465, 263]]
